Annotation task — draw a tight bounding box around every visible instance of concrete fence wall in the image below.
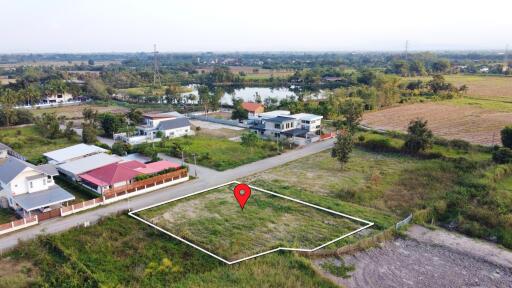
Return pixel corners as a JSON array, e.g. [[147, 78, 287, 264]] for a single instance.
[[0, 215, 39, 235]]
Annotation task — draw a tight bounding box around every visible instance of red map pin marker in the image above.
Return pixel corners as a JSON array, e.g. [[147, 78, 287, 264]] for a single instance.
[[233, 183, 251, 210]]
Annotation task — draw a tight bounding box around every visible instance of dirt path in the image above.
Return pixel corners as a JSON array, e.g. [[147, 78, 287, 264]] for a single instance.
[[316, 225, 512, 288]]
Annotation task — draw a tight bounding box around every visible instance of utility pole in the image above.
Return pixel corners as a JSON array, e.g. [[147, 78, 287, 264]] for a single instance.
[[405, 40, 409, 61], [505, 44, 510, 73], [153, 44, 162, 87], [193, 153, 197, 177]]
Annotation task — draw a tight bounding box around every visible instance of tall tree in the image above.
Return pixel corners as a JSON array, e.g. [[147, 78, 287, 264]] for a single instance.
[[403, 118, 433, 153], [339, 98, 364, 131], [0, 89, 19, 126], [331, 128, 353, 168]]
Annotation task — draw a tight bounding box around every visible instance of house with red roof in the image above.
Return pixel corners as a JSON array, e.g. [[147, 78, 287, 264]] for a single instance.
[[241, 102, 264, 118], [79, 160, 181, 194]]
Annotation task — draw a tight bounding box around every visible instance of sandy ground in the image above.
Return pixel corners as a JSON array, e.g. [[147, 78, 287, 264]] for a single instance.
[[315, 225, 512, 288], [361, 102, 512, 146]]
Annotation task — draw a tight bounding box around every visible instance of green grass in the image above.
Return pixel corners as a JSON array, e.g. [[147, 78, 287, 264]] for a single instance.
[[0, 126, 80, 162], [320, 259, 355, 278], [0, 208, 17, 223], [137, 184, 365, 261], [139, 135, 281, 171], [5, 215, 337, 287], [445, 97, 512, 112], [54, 176, 98, 203]]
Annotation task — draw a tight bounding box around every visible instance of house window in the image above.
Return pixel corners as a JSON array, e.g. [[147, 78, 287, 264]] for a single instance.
[[29, 182, 33, 188], [274, 123, 280, 129], [274, 133, 280, 138]]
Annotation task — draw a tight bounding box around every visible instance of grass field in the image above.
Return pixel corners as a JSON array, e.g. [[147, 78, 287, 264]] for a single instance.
[[141, 135, 280, 171], [117, 86, 192, 98], [30, 103, 128, 119], [2, 215, 338, 288], [0, 126, 80, 162], [136, 183, 367, 262], [196, 66, 294, 80], [362, 102, 512, 146]]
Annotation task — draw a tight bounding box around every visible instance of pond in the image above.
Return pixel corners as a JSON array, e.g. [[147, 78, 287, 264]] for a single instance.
[[181, 85, 327, 105]]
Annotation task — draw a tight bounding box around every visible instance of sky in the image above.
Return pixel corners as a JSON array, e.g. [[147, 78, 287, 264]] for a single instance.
[[1, 0, 511, 53]]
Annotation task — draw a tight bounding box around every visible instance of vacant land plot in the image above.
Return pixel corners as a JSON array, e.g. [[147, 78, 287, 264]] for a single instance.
[[136, 183, 368, 262], [319, 225, 512, 288], [445, 74, 512, 102], [1, 215, 337, 287], [196, 66, 293, 80], [151, 135, 280, 171], [0, 126, 80, 161], [362, 102, 512, 145], [30, 103, 128, 119]]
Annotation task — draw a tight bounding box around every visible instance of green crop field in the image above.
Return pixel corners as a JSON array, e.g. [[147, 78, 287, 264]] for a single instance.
[[136, 183, 367, 262]]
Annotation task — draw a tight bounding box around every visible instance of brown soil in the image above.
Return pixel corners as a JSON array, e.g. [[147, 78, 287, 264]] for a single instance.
[[362, 102, 512, 146]]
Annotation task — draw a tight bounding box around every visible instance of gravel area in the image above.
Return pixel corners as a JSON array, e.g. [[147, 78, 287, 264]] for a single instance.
[[315, 225, 512, 288]]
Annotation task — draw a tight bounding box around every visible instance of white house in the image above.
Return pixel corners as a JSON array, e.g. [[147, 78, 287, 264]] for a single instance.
[[115, 112, 193, 145], [42, 92, 74, 104], [0, 149, 75, 215]]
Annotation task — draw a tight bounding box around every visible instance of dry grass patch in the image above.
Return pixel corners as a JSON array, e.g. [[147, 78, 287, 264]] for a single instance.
[[362, 102, 512, 146]]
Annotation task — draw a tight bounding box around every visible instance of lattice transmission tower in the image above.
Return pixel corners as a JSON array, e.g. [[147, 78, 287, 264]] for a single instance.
[[153, 44, 162, 87]]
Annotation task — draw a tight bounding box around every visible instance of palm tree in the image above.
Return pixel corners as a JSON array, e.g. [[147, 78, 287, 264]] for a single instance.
[[0, 89, 20, 126]]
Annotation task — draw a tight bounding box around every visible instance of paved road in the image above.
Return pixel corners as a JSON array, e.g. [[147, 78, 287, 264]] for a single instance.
[[0, 138, 334, 252]]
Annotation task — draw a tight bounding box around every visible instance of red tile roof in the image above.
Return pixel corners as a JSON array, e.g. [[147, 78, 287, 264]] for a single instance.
[[241, 102, 264, 113], [79, 160, 180, 187]]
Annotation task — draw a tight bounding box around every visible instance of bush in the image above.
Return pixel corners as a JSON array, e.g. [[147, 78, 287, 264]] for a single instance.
[[492, 147, 512, 164], [111, 142, 131, 156], [358, 138, 400, 153], [501, 126, 512, 149], [448, 139, 471, 151]]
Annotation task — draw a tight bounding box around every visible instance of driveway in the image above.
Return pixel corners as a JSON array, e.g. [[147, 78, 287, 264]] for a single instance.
[[0, 138, 334, 252]]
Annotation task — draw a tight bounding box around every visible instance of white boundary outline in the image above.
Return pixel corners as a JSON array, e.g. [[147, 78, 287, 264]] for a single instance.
[[129, 181, 374, 265]]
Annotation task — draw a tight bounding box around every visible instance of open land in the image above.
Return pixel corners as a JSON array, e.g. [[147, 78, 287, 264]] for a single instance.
[[0, 126, 80, 161], [361, 102, 512, 146], [136, 183, 367, 262], [30, 103, 128, 119], [317, 225, 512, 288]]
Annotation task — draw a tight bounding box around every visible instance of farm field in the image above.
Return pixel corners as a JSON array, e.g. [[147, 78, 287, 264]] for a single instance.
[[196, 66, 294, 80], [0, 60, 120, 68], [0, 126, 80, 162], [408, 74, 512, 102], [361, 102, 512, 146], [135, 183, 368, 262], [0, 215, 338, 288]]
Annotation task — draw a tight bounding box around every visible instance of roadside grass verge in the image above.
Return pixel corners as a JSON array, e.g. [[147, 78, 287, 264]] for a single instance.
[[5, 215, 337, 287], [136, 183, 366, 262], [0, 126, 80, 162]]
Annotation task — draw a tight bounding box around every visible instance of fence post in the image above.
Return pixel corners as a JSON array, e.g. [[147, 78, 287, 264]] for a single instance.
[[23, 218, 26, 225]]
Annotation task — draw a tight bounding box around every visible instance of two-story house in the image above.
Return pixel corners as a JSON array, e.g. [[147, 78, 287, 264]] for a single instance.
[[249, 111, 323, 145], [116, 112, 193, 145], [0, 149, 75, 216]]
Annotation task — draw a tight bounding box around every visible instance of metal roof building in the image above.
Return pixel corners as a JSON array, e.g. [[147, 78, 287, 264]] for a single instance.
[[12, 186, 75, 212], [57, 153, 123, 180], [43, 144, 107, 164]]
